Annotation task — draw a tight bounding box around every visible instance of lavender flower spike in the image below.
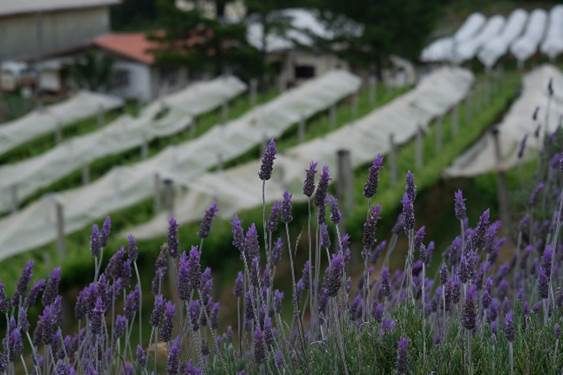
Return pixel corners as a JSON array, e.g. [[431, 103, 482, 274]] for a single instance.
[[42, 267, 61, 306], [454, 190, 467, 221], [90, 224, 102, 258], [281, 191, 293, 223], [396, 337, 410, 374], [198, 201, 218, 239], [303, 161, 318, 197], [167, 217, 179, 258], [504, 311, 515, 342], [259, 138, 277, 181], [323, 252, 344, 297], [314, 165, 330, 208], [401, 194, 414, 232], [363, 154, 384, 198]]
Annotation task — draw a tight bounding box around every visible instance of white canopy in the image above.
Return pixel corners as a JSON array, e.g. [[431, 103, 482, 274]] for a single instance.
[[510, 9, 548, 63], [0, 76, 247, 214], [128, 67, 474, 240], [541, 5, 563, 60], [478, 9, 528, 68], [0, 70, 361, 261], [455, 15, 505, 63], [0, 92, 123, 157], [445, 65, 563, 177]]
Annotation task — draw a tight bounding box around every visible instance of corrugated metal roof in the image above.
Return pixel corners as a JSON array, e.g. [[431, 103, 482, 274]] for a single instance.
[[0, 0, 120, 17]]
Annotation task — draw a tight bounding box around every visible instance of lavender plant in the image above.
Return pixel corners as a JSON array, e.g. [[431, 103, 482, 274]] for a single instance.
[[0, 134, 561, 374]]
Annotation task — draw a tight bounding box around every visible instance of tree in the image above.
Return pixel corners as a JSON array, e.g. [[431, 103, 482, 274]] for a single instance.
[[312, 0, 444, 77], [111, 0, 159, 31], [150, 0, 260, 79], [70, 50, 114, 92]]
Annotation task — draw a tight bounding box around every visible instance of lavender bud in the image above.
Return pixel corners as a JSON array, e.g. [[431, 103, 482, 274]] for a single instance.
[[13, 260, 33, 307], [504, 311, 515, 342], [234, 272, 244, 298], [89, 297, 104, 336], [314, 165, 330, 208], [454, 190, 467, 221], [273, 290, 283, 314], [244, 224, 260, 260], [259, 139, 276, 181], [272, 238, 283, 266], [462, 286, 476, 331], [124, 287, 140, 320], [538, 267, 549, 299], [90, 224, 102, 258], [189, 300, 201, 331], [267, 201, 282, 232], [323, 252, 345, 297], [396, 337, 410, 374], [281, 191, 293, 223], [0, 283, 9, 313], [401, 193, 414, 232], [42, 267, 61, 306], [363, 154, 384, 198], [167, 217, 179, 258], [320, 223, 331, 248], [254, 327, 266, 364], [327, 195, 341, 224], [303, 161, 318, 197], [198, 201, 218, 239], [136, 345, 146, 368], [167, 337, 181, 375], [159, 302, 175, 342], [114, 315, 127, 338], [127, 234, 138, 262], [362, 204, 382, 254], [231, 215, 245, 253]]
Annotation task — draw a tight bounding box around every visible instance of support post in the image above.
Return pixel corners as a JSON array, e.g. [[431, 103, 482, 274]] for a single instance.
[[452, 104, 460, 136], [329, 104, 336, 128], [81, 164, 90, 185], [97, 105, 104, 128], [10, 185, 18, 213], [415, 125, 424, 170], [298, 116, 306, 143], [368, 75, 376, 105], [465, 94, 472, 125], [54, 123, 63, 144], [154, 173, 162, 212], [351, 93, 359, 118], [222, 101, 229, 122], [435, 115, 444, 152], [336, 149, 355, 216], [54, 199, 65, 258], [389, 133, 398, 185], [141, 136, 149, 159], [491, 128, 512, 234], [250, 78, 258, 107]]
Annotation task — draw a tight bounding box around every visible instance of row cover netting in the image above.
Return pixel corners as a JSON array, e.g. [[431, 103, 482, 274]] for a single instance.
[[0, 91, 123, 157], [0, 76, 247, 213], [422, 6, 563, 65], [0, 70, 360, 260], [445, 64, 562, 177], [129, 67, 474, 240]]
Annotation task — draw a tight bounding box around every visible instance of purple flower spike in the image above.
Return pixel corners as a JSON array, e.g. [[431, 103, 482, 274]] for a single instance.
[[189, 300, 201, 331], [199, 201, 218, 239], [314, 165, 330, 208], [159, 301, 175, 342], [244, 224, 260, 260], [167, 337, 181, 375], [267, 201, 282, 232], [13, 261, 33, 307], [454, 190, 467, 221], [462, 285, 476, 331], [362, 204, 382, 254], [281, 191, 293, 223], [127, 234, 138, 262], [401, 194, 414, 232], [272, 238, 283, 265], [323, 252, 345, 297], [101, 216, 111, 246], [90, 224, 102, 258], [150, 295, 165, 328], [405, 171, 416, 202], [303, 161, 318, 197], [327, 195, 341, 224], [254, 326, 266, 364], [167, 217, 179, 258], [396, 337, 410, 374], [274, 290, 284, 313], [504, 311, 515, 342], [363, 154, 384, 199], [538, 267, 549, 299], [136, 345, 146, 368], [124, 287, 140, 320], [234, 272, 244, 298], [259, 138, 276, 181], [42, 267, 61, 307], [231, 215, 245, 253], [89, 297, 104, 336]]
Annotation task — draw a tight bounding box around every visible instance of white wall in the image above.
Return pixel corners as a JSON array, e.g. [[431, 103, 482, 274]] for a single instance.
[[109, 60, 153, 102], [0, 6, 111, 61]]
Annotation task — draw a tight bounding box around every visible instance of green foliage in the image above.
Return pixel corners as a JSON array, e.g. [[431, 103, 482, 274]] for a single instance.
[[69, 49, 115, 92]]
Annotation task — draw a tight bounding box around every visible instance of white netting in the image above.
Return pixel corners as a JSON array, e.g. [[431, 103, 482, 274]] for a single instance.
[[0, 70, 360, 260], [478, 9, 528, 68], [455, 15, 505, 63], [129, 67, 474, 240], [540, 5, 563, 60], [445, 65, 563, 178], [0, 76, 247, 213], [0, 91, 123, 157], [510, 9, 548, 63], [421, 13, 486, 63]]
